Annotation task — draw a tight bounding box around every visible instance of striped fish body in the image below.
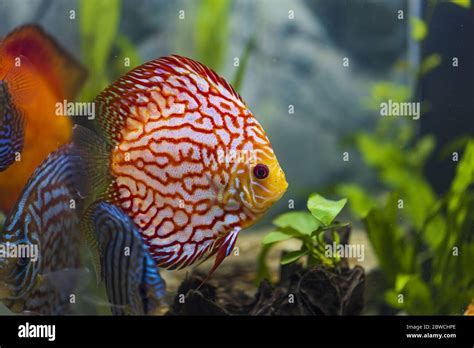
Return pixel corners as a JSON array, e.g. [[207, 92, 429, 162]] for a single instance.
[[0, 80, 25, 171], [75, 55, 288, 276], [83, 201, 165, 315], [0, 143, 84, 314]]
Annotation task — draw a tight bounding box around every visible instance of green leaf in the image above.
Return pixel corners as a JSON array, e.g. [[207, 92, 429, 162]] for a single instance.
[[410, 17, 427, 42], [450, 140, 474, 196], [418, 54, 441, 77], [262, 231, 293, 245], [307, 193, 347, 226], [280, 249, 309, 265], [384, 289, 404, 309], [195, 0, 231, 71], [79, 0, 121, 100], [450, 0, 471, 9], [255, 243, 273, 286], [232, 36, 256, 92], [408, 135, 435, 166], [364, 192, 415, 283], [336, 184, 376, 219], [386, 275, 434, 314], [364, 82, 410, 110], [273, 211, 320, 235], [395, 274, 412, 292], [403, 276, 434, 314], [113, 34, 142, 77], [80, 0, 120, 71]]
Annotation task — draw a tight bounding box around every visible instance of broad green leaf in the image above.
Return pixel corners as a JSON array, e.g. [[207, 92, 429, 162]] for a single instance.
[[395, 274, 412, 292], [450, 0, 471, 9], [355, 130, 439, 240], [403, 276, 434, 314], [307, 193, 347, 226], [261, 231, 293, 245], [280, 249, 309, 265], [364, 192, 414, 283], [384, 289, 404, 309], [273, 211, 319, 235], [410, 17, 427, 42], [356, 133, 405, 170], [336, 184, 376, 219]]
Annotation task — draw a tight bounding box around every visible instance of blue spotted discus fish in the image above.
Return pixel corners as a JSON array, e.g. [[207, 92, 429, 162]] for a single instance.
[[0, 143, 85, 315], [74, 55, 288, 281], [81, 201, 166, 315]]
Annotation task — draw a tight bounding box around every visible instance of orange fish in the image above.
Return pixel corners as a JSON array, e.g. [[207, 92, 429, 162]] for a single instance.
[[75, 55, 288, 280], [0, 25, 86, 214]]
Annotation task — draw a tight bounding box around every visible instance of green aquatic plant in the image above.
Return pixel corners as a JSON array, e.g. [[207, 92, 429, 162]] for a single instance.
[[78, 0, 141, 102], [231, 36, 256, 93], [256, 193, 349, 284], [195, 0, 231, 72], [79, 0, 121, 101], [338, 131, 474, 314], [335, 0, 473, 315], [364, 140, 474, 314]]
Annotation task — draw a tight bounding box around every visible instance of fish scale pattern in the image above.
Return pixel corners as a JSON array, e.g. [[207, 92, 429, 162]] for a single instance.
[[94, 55, 276, 270]]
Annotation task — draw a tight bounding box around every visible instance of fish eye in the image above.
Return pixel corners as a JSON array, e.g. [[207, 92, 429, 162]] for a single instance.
[[253, 164, 269, 180]]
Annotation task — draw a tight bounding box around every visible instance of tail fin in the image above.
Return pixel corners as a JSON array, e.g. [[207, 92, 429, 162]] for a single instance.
[[84, 201, 166, 315]]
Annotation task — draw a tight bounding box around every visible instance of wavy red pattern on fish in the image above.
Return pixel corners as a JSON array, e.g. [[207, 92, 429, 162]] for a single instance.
[[96, 56, 273, 270]]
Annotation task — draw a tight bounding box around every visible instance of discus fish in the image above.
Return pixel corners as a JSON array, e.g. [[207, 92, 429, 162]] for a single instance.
[[82, 201, 165, 315], [74, 55, 288, 278], [0, 25, 86, 213], [0, 56, 35, 171], [0, 143, 85, 314]]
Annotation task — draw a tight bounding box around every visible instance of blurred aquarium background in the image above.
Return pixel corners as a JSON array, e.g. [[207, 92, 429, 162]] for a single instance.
[[0, 0, 473, 315]]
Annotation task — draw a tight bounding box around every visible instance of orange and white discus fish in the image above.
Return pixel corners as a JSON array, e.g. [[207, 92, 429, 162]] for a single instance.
[[75, 55, 288, 277]]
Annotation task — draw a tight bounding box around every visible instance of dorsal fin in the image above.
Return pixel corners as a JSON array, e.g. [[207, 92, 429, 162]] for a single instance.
[[0, 24, 87, 100], [93, 54, 246, 145], [163, 55, 245, 104]]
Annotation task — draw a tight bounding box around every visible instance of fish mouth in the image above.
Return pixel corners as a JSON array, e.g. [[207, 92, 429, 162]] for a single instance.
[[269, 167, 288, 201]]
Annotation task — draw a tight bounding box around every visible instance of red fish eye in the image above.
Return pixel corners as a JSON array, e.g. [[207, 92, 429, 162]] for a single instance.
[[253, 164, 269, 180]]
